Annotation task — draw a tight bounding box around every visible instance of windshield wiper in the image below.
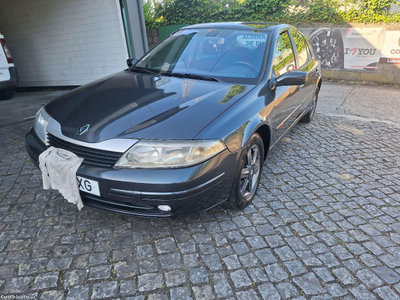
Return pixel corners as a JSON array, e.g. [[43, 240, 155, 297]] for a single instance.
[[131, 67, 161, 77], [161, 71, 220, 82]]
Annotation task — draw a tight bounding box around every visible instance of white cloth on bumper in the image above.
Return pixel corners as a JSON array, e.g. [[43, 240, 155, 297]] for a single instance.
[[39, 146, 84, 210]]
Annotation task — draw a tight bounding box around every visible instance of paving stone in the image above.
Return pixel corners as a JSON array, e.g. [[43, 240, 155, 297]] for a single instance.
[[299, 251, 323, 267], [237, 289, 261, 300], [92, 281, 118, 299], [32, 271, 59, 290], [317, 253, 339, 268], [264, 263, 289, 282], [349, 284, 377, 300], [313, 267, 335, 283], [333, 268, 357, 285], [63, 269, 88, 287], [159, 253, 182, 271], [18, 258, 48, 275], [274, 246, 297, 261], [379, 254, 400, 268], [165, 270, 187, 287], [192, 284, 214, 300], [239, 253, 259, 268], [254, 248, 277, 264], [178, 240, 196, 254], [147, 293, 169, 300], [284, 260, 308, 276], [202, 254, 223, 271], [170, 287, 193, 300], [120, 280, 136, 296], [89, 252, 109, 266], [293, 272, 326, 295], [248, 267, 269, 283], [326, 283, 348, 297], [66, 285, 90, 300], [258, 282, 281, 300], [89, 265, 111, 280], [189, 267, 209, 284], [374, 286, 400, 300], [138, 273, 164, 292], [232, 242, 250, 255], [139, 257, 159, 274], [372, 266, 400, 284], [114, 261, 137, 278], [247, 236, 268, 250], [3, 276, 33, 293], [276, 282, 299, 298], [230, 269, 252, 288], [155, 237, 177, 254], [356, 269, 383, 289], [360, 253, 382, 267], [40, 290, 65, 300], [47, 257, 73, 270], [213, 273, 233, 298]]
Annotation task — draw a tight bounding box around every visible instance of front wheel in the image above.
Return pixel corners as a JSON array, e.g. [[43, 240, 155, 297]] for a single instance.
[[300, 86, 319, 123], [228, 133, 264, 210]]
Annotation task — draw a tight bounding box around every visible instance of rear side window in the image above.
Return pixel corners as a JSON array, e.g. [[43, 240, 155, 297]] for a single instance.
[[273, 31, 295, 76], [292, 29, 310, 67]]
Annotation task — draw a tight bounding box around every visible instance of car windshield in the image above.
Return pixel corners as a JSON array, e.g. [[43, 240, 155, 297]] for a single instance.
[[135, 28, 269, 83]]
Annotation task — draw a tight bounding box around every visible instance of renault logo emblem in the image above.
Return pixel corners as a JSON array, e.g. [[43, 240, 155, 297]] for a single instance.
[[77, 124, 90, 135]]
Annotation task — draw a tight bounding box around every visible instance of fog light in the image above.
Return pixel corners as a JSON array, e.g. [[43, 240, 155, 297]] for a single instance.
[[158, 205, 172, 212]]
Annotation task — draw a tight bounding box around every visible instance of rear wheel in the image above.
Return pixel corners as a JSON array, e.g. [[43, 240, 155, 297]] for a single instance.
[[300, 86, 319, 123], [0, 88, 14, 100], [228, 133, 264, 210]]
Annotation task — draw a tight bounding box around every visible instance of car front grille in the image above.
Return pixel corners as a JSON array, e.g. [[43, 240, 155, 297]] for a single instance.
[[47, 134, 122, 168]]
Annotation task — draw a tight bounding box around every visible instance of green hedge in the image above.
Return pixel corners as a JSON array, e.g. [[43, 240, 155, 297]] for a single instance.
[[143, 0, 400, 29]]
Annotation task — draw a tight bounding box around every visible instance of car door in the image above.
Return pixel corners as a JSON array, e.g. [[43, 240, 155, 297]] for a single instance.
[[290, 28, 319, 112], [270, 30, 303, 145]]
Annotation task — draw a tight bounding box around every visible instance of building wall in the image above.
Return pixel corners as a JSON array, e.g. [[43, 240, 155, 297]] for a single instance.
[[0, 0, 129, 87]]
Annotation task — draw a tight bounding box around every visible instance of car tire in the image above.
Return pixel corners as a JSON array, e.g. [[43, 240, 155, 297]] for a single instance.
[[300, 86, 319, 123], [228, 133, 264, 210], [0, 88, 14, 100]]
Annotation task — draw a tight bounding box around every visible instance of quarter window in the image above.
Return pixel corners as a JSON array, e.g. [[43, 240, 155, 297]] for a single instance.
[[273, 31, 296, 76], [292, 29, 310, 67]]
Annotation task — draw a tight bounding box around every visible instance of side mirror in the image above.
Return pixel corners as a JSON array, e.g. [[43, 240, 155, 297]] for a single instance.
[[276, 71, 308, 87], [127, 58, 138, 68]]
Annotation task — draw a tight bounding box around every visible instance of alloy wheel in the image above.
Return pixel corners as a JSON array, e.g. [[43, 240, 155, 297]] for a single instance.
[[240, 144, 261, 200]]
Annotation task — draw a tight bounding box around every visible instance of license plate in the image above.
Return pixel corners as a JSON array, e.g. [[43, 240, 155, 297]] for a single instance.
[[77, 176, 100, 196]]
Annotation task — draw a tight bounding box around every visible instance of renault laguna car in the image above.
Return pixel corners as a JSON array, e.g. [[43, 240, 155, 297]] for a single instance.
[[26, 22, 321, 217]]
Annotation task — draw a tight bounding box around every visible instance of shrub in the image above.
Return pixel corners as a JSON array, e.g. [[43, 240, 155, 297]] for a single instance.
[[145, 0, 400, 28]]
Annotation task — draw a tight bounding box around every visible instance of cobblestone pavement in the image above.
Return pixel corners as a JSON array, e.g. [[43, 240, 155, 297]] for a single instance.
[[0, 113, 399, 300]]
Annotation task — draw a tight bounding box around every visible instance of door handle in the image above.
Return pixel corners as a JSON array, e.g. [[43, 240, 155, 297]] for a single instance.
[[298, 84, 305, 91]]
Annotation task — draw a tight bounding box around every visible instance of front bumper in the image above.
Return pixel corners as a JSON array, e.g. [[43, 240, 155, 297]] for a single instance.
[[25, 128, 239, 217], [0, 66, 19, 90]]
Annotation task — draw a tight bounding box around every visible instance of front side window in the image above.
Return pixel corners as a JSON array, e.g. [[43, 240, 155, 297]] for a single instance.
[[273, 31, 296, 76], [135, 29, 268, 83], [292, 29, 310, 67]]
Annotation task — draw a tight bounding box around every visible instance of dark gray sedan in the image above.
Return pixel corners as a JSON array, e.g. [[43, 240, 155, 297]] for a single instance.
[[25, 22, 321, 217]]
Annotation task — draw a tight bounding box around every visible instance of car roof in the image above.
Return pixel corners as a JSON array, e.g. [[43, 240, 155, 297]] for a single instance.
[[183, 22, 287, 32]]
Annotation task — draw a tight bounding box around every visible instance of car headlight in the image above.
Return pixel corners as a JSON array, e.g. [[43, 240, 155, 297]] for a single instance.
[[33, 107, 51, 145], [115, 139, 226, 169]]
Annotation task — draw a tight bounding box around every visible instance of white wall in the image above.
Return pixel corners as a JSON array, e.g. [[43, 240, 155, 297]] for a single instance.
[[0, 0, 129, 86]]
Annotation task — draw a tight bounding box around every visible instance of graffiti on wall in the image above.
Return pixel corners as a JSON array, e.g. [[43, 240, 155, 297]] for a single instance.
[[300, 28, 400, 72]]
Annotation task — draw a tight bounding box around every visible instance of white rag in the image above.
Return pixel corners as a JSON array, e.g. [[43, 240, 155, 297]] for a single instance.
[[39, 146, 84, 210]]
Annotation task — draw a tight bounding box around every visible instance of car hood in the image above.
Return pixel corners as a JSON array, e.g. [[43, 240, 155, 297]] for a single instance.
[[45, 71, 251, 143]]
